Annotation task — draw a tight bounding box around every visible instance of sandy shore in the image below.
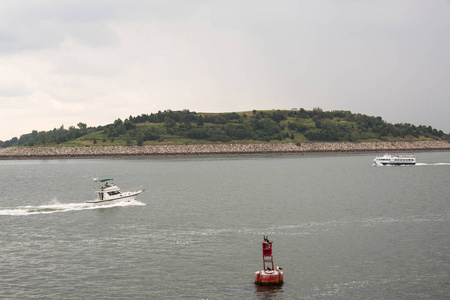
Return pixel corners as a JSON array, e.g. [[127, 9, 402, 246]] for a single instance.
[[1, 141, 449, 160]]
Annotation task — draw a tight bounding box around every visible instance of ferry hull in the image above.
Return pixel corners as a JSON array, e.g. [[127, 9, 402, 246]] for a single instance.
[[381, 162, 415, 166], [374, 161, 416, 166]]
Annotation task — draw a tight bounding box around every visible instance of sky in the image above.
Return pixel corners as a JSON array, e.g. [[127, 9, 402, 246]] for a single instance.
[[1, 0, 449, 140]]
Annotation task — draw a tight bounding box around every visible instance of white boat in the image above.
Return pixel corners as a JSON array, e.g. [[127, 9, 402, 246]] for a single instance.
[[86, 178, 144, 205], [373, 154, 416, 166]]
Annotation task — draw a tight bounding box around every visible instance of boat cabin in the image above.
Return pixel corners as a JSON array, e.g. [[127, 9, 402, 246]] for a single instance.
[[95, 179, 122, 201]]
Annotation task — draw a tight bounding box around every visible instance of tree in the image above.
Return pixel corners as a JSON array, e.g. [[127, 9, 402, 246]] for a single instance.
[[304, 129, 328, 141], [312, 107, 324, 119], [164, 117, 176, 128], [213, 116, 227, 124], [262, 119, 279, 136], [113, 119, 123, 127], [56, 133, 68, 143], [77, 122, 87, 130], [136, 132, 144, 146], [187, 128, 209, 139], [68, 126, 79, 139], [270, 110, 287, 124], [197, 115, 205, 126], [125, 133, 132, 146], [124, 119, 136, 130], [225, 123, 237, 138], [38, 131, 50, 146], [243, 120, 254, 138]]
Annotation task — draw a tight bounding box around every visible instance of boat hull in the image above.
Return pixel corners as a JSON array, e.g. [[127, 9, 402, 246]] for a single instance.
[[374, 161, 416, 166], [86, 191, 143, 206], [381, 162, 415, 166]]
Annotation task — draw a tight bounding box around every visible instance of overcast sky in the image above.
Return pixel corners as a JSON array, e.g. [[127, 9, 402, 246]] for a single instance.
[[1, 0, 449, 140]]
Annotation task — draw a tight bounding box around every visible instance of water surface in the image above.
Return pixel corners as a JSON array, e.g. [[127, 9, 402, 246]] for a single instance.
[[1, 152, 449, 299]]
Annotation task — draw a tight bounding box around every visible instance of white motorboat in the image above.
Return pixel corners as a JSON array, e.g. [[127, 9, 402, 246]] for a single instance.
[[86, 178, 144, 205], [373, 154, 416, 166]]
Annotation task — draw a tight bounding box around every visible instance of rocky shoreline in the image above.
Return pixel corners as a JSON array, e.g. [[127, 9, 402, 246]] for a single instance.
[[1, 141, 449, 160]]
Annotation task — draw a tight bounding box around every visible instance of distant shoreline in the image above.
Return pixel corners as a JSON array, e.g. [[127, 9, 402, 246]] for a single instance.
[[1, 141, 449, 160]]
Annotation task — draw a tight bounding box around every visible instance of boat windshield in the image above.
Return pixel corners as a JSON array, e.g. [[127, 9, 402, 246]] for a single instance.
[[108, 191, 121, 196]]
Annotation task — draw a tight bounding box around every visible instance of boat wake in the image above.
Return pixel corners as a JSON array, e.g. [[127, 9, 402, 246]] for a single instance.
[[0, 199, 145, 216], [374, 162, 450, 167], [415, 162, 450, 166]]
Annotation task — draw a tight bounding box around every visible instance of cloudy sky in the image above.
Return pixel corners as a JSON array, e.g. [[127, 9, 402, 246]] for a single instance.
[[1, 0, 449, 140]]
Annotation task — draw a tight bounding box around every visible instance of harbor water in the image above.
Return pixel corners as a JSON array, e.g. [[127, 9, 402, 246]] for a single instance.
[[1, 152, 449, 299]]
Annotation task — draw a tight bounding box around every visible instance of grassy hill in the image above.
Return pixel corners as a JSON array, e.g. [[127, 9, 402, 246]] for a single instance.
[[2, 109, 449, 148]]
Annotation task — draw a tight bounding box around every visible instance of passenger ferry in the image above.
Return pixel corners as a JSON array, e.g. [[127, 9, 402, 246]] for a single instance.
[[86, 178, 144, 205], [373, 154, 416, 166]]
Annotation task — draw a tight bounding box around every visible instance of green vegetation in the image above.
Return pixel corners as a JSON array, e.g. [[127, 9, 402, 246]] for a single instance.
[[1, 109, 449, 148]]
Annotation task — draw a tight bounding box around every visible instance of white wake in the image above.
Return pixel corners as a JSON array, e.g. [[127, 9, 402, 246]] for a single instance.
[[415, 162, 450, 166], [0, 199, 145, 216]]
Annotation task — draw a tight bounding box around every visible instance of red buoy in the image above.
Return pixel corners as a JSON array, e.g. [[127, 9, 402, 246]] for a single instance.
[[254, 236, 283, 285]]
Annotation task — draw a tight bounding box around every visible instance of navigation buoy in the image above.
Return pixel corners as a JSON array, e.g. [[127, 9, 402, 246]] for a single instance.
[[254, 236, 284, 285]]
